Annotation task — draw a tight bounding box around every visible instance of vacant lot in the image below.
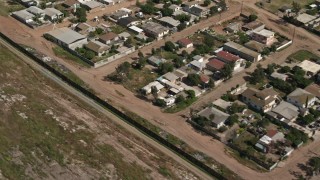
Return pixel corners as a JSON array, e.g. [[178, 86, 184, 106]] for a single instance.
[[288, 50, 320, 62], [258, 0, 315, 13], [0, 0, 24, 16], [0, 44, 197, 179]]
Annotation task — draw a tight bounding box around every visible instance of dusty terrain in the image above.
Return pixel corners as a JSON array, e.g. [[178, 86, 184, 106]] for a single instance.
[[0, 43, 198, 179], [0, 0, 320, 179]]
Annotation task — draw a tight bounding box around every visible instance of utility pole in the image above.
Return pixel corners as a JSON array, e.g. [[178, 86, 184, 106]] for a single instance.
[[292, 27, 296, 42], [241, 1, 244, 14]]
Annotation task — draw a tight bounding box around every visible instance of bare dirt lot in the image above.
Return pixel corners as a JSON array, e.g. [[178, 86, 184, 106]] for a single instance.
[[0, 43, 198, 180], [1, 0, 320, 179]]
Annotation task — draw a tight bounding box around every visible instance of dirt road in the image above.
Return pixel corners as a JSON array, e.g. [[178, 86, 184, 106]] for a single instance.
[[1, 0, 320, 179]]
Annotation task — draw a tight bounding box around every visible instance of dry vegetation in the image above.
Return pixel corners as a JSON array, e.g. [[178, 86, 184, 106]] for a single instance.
[[0, 43, 198, 180]]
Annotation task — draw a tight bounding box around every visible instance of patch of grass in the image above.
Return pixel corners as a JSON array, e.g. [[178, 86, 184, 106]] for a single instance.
[[160, 51, 180, 60], [110, 25, 126, 34], [0, 1, 24, 16], [164, 97, 197, 113], [122, 68, 159, 92], [258, 0, 315, 13], [52, 46, 91, 67], [225, 148, 267, 172], [288, 50, 320, 62], [158, 166, 172, 177]]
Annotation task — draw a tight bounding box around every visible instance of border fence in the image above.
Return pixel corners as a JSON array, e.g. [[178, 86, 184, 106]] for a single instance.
[[0, 32, 226, 180]]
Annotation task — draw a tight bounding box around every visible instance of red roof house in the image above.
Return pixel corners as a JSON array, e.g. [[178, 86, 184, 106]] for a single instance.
[[216, 51, 241, 63], [178, 38, 193, 48], [206, 58, 225, 72]]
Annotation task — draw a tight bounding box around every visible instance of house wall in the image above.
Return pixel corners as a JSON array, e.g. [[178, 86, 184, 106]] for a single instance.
[[68, 38, 88, 50]]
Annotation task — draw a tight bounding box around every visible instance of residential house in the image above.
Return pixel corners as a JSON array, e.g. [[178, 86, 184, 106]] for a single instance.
[[109, 10, 129, 22], [26, 6, 45, 18], [163, 72, 179, 83], [178, 38, 193, 48], [295, 13, 317, 26], [98, 32, 119, 44], [190, 60, 206, 71], [141, 22, 169, 40], [225, 22, 240, 33], [117, 16, 140, 27], [12, 9, 35, 24], [270, 72, 288, 81], [169, 4, 181, 12], [197, 107, 230, 128], [279, 6, 292, 15], [193, 55, 204, 62], [158, 16, 180, 28], [173, 69, 188, 81], [75, 23, 96, 35], [148, 56, 167, 67], [129, 25, 143, 34], [182, 1, 198, 11], [45, 27, 88, 49], [267, 101, 300, 123], [212, 99, 233, 111], [118, 32, 131, 40], [251, 29, 276, 46], [223, 41, 262, 62], [241, 87, 280, 112], [298, 60, 320, 76], [200, 74, 210, 84], [242, 21, 265, 32], [255, 130, 285, 153], [62, 0, 80, 9], [188, 6, 209, 17], [304, 83, 320, 99], [99, 0, 115, 5], [44, 8, 64, 21], [85, 40, 109, 56], [81, 1, 103, 13], [141, 81, 164, 94], [244, 40, 266, 53], [287, 88, 317, 109], [206, 58, 225, 72], [20, 0, 37, 7], [216, 50, 244, 70]]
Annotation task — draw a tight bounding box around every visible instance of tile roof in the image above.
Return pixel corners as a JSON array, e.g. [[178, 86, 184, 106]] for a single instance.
[[178, 38, 193, 46], [207, 58, 225, 70], [99, 32, 118, 41], [216, 51, 240, 62]]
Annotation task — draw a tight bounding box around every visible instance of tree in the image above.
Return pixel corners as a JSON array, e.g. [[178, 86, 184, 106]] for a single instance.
[[193, 116, 210, 127], [140, 3, 158, 14], [238, 32, 250, 44], [203, 0, 211, 7], [245, 61, 252, 68], [177, 23, 187, 31], [138, 50, 144, 58], [158, 62, 174, 74], [257, 118, 269, 127], [124, 37, 133, 47], [175, 14, 191, 22], [75, 7, 87, 22], [265, 63, 275, 75], [249, 64, 265, 84], [151, 48, 156, 55], [248, 14, 258, 22], [221, 63, 234, 79], [204, 35, 215, 47], [187, 74, 201, 86], [261, 47, 271, 56], [210, 6, 219, 14], [161, 8, 173, 16], [95, 28, 104, 35], [164, 41, 176, 52], [151, 86, 158, 98], [228, 103, 246, 114], [84, 50, 95, 60], [278, 66, 291, 73], [297, 114, 315, 126], [225, 114, 239, 126], [181, 50, 188, 58], [186, 90, 195, 99], [175, 95, 186, 104], [116, 62, 131, 74], [309, 157, 320, 175], [173, 57, 184, 68], [292, 1, 301, 13], [154, 98, 166, 107], [135, 57, 147, 69]]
